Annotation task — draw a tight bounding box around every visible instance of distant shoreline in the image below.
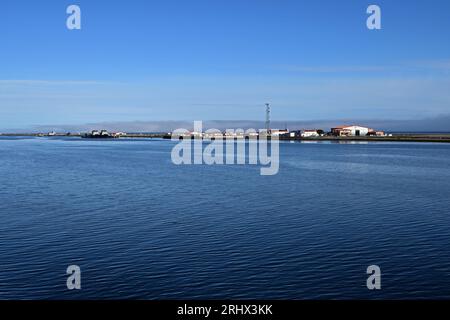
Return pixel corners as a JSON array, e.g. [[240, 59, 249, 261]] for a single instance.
[[280, 135, 450, 143], [2, 133, 450, 143]]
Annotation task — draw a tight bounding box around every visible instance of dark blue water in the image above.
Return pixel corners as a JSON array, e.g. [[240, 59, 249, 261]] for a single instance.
[[1, 137, 450, 300]]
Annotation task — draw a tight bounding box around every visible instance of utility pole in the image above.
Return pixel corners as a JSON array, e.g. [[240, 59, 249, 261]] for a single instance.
[[265, 103, 270, 132]]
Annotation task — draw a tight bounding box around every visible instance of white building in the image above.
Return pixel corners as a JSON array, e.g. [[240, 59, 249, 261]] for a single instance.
[[331, 125, 373, 137], [301, 130, 320, 138], [270, 129, 289, 137]]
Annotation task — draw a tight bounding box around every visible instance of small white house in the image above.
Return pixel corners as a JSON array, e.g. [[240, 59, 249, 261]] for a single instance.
[[301, 130, 320, 138], [270, 129, 289, 137]]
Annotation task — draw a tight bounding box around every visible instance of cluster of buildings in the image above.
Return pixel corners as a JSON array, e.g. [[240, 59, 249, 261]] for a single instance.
[[80, 130, 127, 138], [179, 125, 388, 139], [43, 124, 388, 140], [285, 125, 387, 138], [88, 130, 126, 137]]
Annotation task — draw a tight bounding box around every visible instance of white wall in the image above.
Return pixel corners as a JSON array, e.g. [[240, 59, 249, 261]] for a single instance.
[[343, 126, 370, 136], [301, 131, 319, 137]]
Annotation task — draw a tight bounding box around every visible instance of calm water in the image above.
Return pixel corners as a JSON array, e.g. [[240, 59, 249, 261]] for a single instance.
[[1, 137, 450, 300]]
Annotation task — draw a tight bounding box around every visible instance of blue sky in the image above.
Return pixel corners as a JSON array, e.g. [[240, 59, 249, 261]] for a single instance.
[[1, 0, 450, 130]]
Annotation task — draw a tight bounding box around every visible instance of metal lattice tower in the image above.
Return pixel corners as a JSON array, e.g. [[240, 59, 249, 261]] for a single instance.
[[265, 103, 270, 132]]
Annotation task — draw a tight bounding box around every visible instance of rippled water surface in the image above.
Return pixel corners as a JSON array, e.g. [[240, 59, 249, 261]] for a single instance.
[[1, 137, 450, 299]]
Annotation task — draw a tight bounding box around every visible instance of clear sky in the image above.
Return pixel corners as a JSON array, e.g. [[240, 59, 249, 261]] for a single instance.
[[1, 0, 450, 130]]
